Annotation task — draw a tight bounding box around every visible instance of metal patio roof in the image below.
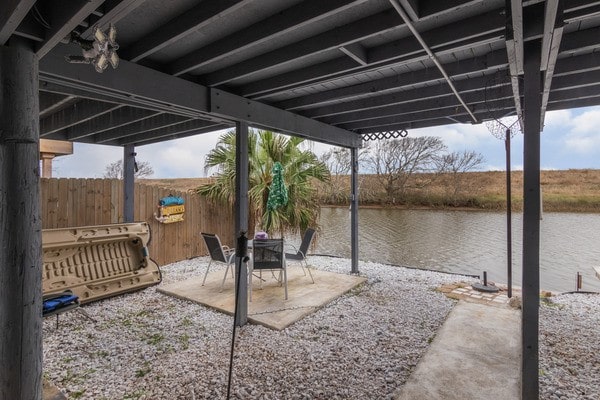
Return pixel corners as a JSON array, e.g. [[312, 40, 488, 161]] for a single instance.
[[3, 0, 600, 148]]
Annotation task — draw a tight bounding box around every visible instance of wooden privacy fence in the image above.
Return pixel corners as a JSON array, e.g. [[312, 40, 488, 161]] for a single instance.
[[40, 178, 234, 266]]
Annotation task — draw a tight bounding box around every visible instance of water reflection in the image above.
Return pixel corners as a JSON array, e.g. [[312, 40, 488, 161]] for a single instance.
[[308, 207, 600, 293]]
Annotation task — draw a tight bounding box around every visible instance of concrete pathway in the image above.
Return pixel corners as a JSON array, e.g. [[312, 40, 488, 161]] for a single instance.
[[394, 301, 521, 400]]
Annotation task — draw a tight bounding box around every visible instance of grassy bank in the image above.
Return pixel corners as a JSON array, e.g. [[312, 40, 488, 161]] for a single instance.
[[142, 169, 600, 213], [315, 169, 600, 213]]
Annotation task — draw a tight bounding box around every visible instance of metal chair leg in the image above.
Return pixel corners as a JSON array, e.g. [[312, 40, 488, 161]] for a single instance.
[[202, 259, 213, 286], [304, 260, 315, 283]]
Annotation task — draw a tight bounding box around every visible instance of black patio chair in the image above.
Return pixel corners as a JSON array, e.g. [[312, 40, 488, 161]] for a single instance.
[[200, 232, 235, 290], [250, 239, 287, 300], [285, 228, 315, 283]]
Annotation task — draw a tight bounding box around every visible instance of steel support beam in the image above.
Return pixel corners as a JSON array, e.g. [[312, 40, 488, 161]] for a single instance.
[[276, 49, 508, 111], [342, 97, 514, 132], [392, 0, 477, 123], [39, 81, 179, 115], [39, 93, 76, 117], [0, 39, 42, 400], [203, 10, 402, 86], [35, 0, 105, 58], [273, 23, 598, 112], [305, 74, 508, 118], [339, 43, 368, 66], [505, 0, 525, 128], [39, 100, 122, 136], [210, 89, 361, 148], [234, 121, 249, 327], [322, 85, 512, 125], [540, 1, 564, 128], [121, 124, 228, 147], [547, 96, 600, 111], [66, 108, 159, 141], [398, 0, 419, 20], [242, 10, 504, 99], [123, 0, 245, 63], [169, 0, 367, 75], [0, 0, 36, 45], [40, 44, 211, 118], [123, 145, 135, 223], [350, 147, 359, 274], [81, 0, 147, 37], [117, 121, 225, 146], [95, 114, 189, 143], [522, 39, 543, 400]]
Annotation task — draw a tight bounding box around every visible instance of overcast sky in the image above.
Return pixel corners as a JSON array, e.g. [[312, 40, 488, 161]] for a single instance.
[[51, 105, 600, 178]]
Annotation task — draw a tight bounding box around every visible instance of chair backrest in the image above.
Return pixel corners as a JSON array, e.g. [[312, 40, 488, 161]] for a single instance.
[[297, 228, 316, 257], [252, 239, 284, 270], [201, 232, 227, 263]]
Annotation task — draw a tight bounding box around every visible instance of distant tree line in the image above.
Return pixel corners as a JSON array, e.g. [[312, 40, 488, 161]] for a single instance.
[[319, 136, 485, 205]]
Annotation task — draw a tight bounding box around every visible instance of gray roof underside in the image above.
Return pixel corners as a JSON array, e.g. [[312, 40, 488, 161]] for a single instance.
[[3, 0, 600, 148]]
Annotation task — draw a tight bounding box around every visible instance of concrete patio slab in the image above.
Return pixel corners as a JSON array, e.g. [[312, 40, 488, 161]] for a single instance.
[[394, 301, 521, 400], [158, 266, 366, 330]]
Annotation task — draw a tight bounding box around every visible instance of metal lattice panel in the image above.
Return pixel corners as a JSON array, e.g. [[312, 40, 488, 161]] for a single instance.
[[361, 129, 408, 141]]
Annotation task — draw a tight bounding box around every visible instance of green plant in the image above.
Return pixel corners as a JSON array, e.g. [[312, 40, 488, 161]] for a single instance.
[[95, 350, 110, 358], [135, 361, 152, 378], [62, 369, 79, 385], [196, 129, 329, 236], [136, 309, 151, 318], [180, 333, 190, 350], [146, 333, 164, 345], [123, 389, 148, 400], [71, 389, 86, 398], [540, 297, 564, 309]]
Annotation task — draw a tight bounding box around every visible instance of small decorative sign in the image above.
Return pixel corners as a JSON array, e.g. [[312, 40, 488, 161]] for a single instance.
[[154, 196, 185, 224]]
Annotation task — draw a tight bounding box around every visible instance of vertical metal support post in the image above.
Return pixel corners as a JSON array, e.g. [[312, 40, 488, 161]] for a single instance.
[[350, 147, 359, 274], [505, 133, 513, 298], [123, 144, 135, 223], [234, 121, 249, 326], [522, 39, 542, 400], [0, 40, 43, 400]]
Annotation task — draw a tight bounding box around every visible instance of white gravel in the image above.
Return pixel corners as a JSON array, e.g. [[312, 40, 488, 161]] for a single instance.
[[42, 257, 600, 399], [540, 292, 600, 400]]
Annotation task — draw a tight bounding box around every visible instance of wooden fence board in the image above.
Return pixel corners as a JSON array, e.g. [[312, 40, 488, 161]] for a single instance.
[[57, 179, 69, 227], [40, 179, 48, 228], [49, 178, 59, 227], [40, 178, 232, 265]]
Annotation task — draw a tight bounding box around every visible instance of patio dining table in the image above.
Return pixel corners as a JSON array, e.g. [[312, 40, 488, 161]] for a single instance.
[[246, 239, 288, 301]]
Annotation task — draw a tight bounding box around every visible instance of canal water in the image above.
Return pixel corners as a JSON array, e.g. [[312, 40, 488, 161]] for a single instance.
[[307, 207, 600, 293]]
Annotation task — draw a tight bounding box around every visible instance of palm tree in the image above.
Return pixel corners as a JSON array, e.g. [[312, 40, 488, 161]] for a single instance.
[[196, 129, 330, 236]]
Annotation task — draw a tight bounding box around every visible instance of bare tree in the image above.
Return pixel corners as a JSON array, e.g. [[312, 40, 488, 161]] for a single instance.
[[103, 159, 154, 179], [364, 136, 446, 202], [320, 147, 370, 204], [320, 148, 352, 176], [437, 150, 485, 198], [319, 148, 348, 203]]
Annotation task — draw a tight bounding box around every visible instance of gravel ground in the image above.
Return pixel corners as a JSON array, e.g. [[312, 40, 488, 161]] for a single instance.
[[539, 292, 600, 400], [43, 257, 600, 399]]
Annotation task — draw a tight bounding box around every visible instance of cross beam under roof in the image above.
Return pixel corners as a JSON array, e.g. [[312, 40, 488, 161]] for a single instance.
[[210, 89, 361, 148], [41, 44, 358, 148], [0, 0, 36, 45], [241, 9, 505, 99], [167, 0, 369, 76]]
